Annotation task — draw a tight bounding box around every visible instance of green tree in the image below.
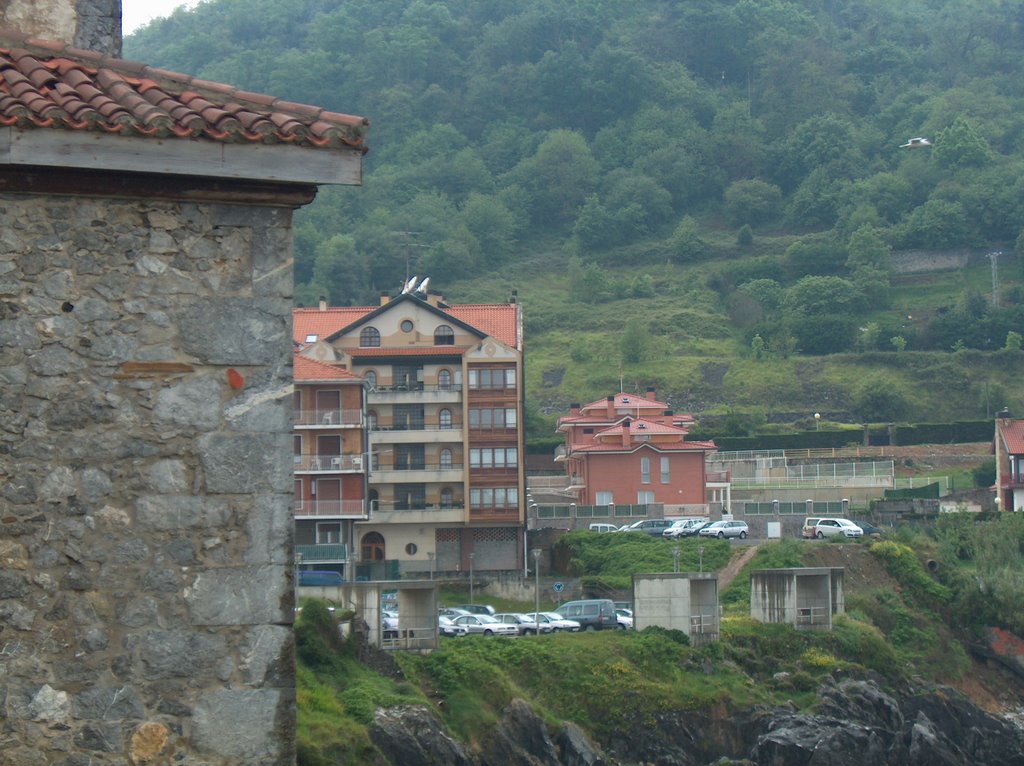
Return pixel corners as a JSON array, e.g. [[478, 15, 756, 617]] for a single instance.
[[509, 129, 599, 224], [723, 178, 782, 227], [621, 318, 648, 364], [1005, 331, 1022, 351], [846, 226, 892, 272], [933, 116, 994, 170], [568, 257, 611, 304], [668, 215, 708, 261], [852, 377, 909, 422]]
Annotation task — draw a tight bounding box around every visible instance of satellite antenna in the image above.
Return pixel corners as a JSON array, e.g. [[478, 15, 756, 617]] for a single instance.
[[401, 275, 418, 294], [415, 276, 430, 294]]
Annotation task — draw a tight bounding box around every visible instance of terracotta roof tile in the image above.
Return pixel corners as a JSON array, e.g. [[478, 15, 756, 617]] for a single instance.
[[580, 391, 668, 414], [999, 420, 1024, 455], [292, 300, 519, 349], [572, 441, 716, 454], [0, 32, 368, 151], [294, 354, 361, 382]]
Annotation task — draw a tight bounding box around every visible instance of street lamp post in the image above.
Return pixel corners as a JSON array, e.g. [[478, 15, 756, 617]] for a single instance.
[[468, 552, 475, 604], [532, 549, 541, 635], [814, 412, 821, 431]]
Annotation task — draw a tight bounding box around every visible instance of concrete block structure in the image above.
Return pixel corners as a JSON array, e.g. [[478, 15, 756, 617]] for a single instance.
[[0, 4, 366, 762], [750, 568, 845, 631], [632, 572, 720, 644]]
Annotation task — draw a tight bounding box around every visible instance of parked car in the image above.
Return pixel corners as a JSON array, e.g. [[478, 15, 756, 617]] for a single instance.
[[298, 570, 344, 586], [493, 612, 551, 635], [382, 609, 399, 638], [438, 606, 471, 619], [813, 518, 863, 538], [663, 518, 709, 539], [588, 522, 618, 533], [555, 599, 618, 631], [853, 519, 883, 536], [698, 520, 749, 539], [455, 603, 495, 615], [438, 615, 468, 637], [451, 614, 518, 636], [526, 611, 581, 632], [680, 521, 712, 537], [622, 518, 676, 537], [801, 517, 823, 539], [615, 608, 634, 630]]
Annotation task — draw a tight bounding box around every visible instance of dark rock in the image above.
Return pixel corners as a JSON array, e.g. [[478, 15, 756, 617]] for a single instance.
[[556, 721, 606, 766], [477, 698, 560, 766], [369, 706, 473, 766]]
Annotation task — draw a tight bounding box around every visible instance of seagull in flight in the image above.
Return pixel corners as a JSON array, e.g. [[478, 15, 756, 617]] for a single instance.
[[900, 137, 932, 148]]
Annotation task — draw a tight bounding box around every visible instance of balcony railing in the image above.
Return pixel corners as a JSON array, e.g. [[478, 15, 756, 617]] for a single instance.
[[294, 499, 366, 517], [295, 543, 348, 563], [374, 460, 459, 472], [294, 409, 362, 427], [294, 454, 364, 472], [370, 383, 462, 393], [371, 423, 463, 432], [369, 502, 464, 513]]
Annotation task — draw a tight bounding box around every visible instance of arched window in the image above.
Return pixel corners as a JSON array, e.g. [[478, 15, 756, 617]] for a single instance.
[[361, 532, 385, 561], [439, 408, 452, 429], [364, 370, 377, 389], [438, 369, 451, 390], [359, 326, 380, 347], [440, 448, 452, 469], [434, 325, 454, 345], [440, 488, 454, 509]]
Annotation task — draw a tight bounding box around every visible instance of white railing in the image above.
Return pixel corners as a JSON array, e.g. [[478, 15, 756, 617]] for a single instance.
[[294, 454, 363, 472], [294, 499, 366, 517], [294, 409, 363, 427]]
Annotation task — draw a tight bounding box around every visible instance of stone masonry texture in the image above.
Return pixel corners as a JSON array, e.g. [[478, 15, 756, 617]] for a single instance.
[[0, 193, 296, 765]]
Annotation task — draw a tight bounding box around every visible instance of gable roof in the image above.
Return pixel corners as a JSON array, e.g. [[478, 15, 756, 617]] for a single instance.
[[580, 391, 668, 415], [998, 419, 1024, 455], [293, 296, 520, 349], [293, 354, 362, 383], [0, 32, 367, 149]]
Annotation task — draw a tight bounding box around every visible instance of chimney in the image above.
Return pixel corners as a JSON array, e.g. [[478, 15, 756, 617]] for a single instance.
[[380, 292, 390, 306], [606, 395, 615, 418], [1, 0, 122, 56], [646, 386, 656, 401], [570, 403, 580, 416], [318, 296, 327, 311], [622, 418, 631, 448], [510, 289, 518, 304]]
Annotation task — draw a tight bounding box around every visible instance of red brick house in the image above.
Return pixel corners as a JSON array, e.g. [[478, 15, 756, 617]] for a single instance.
[[556, 390, 716, 511], [994, 410, 1024, 512]]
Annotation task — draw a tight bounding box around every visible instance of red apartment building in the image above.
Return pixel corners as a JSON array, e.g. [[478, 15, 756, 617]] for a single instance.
[[556, 390, 717, 512], [294, 288, 525, 576], [293, 354, 367, 579]]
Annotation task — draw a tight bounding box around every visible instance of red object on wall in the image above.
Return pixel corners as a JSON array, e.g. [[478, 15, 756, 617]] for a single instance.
[[227, 368, 245, 389]]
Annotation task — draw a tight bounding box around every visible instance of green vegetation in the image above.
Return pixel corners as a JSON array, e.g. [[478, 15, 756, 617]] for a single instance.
[[127, 0, 1024, 442]]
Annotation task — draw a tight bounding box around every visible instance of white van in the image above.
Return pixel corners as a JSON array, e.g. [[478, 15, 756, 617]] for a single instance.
[[588, 523, 618, 533], [663, 518, 709, 539], [809, 517, 863, 539]]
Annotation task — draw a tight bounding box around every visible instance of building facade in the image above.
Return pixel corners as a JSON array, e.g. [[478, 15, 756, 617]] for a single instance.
[[293, 354, 367, 578], [556, 390, 716, 511], [994, 410, 1024, 512], [295, 290, 525, 575]]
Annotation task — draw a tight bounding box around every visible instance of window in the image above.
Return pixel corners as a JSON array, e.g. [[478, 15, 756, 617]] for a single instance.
[[439, 408, 452, 429], [467, 367, 516, 389], [637, 490, 655, 505], [440, 487, 454, 508], [468, 408, 517, 429], [400, 319, 414, 333], [596, 491, 613, 506], [440, 449, 452, 469], [434, 324, 454, 345], [640, 457, 650, 484], [469, 487, 518, 509], [405, 542, 418, 555], [367, 410, 377, 431], [469, 448, 517, 468], [304, 334, 317, 343], [660, 457, 670, 484], [364, 370, 377, 389], [361, 532, 385, 561], [359, 326, 380, 347], [438, 369, 451, 390]]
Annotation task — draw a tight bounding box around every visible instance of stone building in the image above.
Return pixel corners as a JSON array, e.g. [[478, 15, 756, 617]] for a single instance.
[[0, 3, 366, 763]]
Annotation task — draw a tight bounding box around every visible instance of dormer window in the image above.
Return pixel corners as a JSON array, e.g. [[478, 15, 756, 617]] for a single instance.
[[360, 326, 381, 347], [434, 325, 454, 345], [304, 334, 317, 343]]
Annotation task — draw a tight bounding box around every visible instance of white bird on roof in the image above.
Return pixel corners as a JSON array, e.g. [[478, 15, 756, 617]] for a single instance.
[[900, 137, 932, 148]]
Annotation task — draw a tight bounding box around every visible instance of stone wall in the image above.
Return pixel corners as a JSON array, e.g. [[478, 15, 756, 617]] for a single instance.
[[0, 194, 296, 764]]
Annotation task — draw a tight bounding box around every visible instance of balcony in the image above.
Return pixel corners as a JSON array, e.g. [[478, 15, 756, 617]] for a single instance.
[[554, 445, 567, 462], [295, 543, 348, 564], [370, 461, 463, 484], [368, 384, 462, 404], [371, 423, 464, 443], [294, 499, 367, 519], [364, 505, 466, 525], [294, 454, 364, 473], [294, 409, 362, 428]]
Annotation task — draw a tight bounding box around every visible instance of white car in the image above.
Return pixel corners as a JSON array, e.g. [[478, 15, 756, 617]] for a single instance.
[[526, 611, 581, 632], [698, 520, 749, 539], [615, 608, 634, 630], [493, 612, 552, 635], [452, 614, 518, 636], [813, 518, 863, 538]]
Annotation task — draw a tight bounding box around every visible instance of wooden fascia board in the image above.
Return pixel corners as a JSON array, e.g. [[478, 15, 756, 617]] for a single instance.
[[0, 127, 363, 186]]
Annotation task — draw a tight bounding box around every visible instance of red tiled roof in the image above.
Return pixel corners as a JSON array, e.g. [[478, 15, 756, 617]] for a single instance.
[[0, 32, 367, 150], [580, 391, 667, 415], [571, 440, 716, 454], [597, 418, 689, 437], [294, 354, 361, 382], [999, 420, 1024, 455], [292, 301, 519, 349]]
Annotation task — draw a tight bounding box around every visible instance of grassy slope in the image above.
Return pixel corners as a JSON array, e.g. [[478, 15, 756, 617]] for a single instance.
[[297, 534, 990, 765]]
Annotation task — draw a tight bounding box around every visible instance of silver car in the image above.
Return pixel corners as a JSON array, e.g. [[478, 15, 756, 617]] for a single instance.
[[698, 520, 749, 539], [493, 612, 552, 635], [452, 614, 518, 636]]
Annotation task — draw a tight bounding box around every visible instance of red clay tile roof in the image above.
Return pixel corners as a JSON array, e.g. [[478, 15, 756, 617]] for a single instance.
[[293, 300, 519, 349], [0, 32, 367, 150], [597, 418, 689, 437], [999, 420, 1024, 455], [571, 440, 716, 454], [580, 392, 668, 414], [294, 354, 361, 382]]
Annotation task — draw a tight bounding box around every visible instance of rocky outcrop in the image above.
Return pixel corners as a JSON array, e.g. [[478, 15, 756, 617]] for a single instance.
[[368, 679, 1024, 766]]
